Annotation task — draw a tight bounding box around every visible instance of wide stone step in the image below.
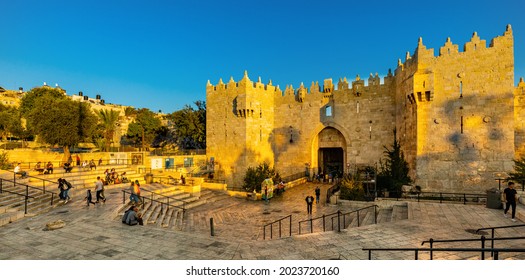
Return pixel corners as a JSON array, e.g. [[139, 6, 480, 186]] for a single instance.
[[0, 211, 25, 227]]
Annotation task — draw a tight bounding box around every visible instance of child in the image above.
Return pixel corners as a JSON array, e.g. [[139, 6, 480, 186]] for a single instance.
[[85, 189, 96, 207]]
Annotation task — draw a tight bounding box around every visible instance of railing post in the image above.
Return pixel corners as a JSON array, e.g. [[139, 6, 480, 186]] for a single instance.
[[357, 210, 360, 227], [429, 238, 434, 260], [310, 217, 313, 234], [270, 224, 273, 239], [322, 214, 326, 232], [374, 206, 377, 224], [210, 217, 214, 236], [263, 226, 266, 240], [337, 211, 341, 232], [440, 193, 443, 203], [24, 195, 28, 214], [279, 220, 282, 238], [417, 193, 420, 202], [481, 235, 485, 260], [494, 250, 499, 260], [463, 194, 467, 205], [415, 249, 419, 260], [289, 215, 292, 237], [0, 178, 2, 193], [491, 229, 495, 257], [368, 250, 372, 260]]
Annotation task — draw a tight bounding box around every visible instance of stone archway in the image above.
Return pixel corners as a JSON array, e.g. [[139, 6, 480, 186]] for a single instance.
[[316, 127, 347, 176]]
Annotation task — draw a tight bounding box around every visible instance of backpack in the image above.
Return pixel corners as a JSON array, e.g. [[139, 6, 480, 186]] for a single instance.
[[65, 181, 73, 190]]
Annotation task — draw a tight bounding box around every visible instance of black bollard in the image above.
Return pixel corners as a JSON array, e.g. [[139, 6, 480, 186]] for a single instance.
[[210, 217, 214, 236]]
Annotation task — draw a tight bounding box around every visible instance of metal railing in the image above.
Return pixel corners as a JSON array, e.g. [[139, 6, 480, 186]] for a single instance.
[[298, 205, 378, 235], [1, 175, 58, 205], [122, 189, 186, 212], [476, 224, 525, 256], [0, 178, 57, 213], [421, 235, 525, 260], [332, 205, 378, 229], [362, 247, 525, 260], [263, 215, 292, 240], [0, 188, 35, 214], [383, 190, 487, 204]]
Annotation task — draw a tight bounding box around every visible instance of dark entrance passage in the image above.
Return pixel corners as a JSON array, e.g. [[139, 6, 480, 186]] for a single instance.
[[318, 148, 344, 177]]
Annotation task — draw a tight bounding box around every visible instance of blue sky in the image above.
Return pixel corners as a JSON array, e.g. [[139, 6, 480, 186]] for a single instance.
[[0, 0, 524, 113]]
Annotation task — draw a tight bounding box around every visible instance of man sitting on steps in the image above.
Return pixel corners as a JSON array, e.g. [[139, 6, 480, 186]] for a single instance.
[[14, 163, 28, 178], [64, 162, 73, 173]]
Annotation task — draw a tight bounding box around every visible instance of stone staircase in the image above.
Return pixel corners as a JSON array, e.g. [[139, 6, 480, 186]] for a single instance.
[[115, 184, 222, 230], [0, 164, 145, 227]]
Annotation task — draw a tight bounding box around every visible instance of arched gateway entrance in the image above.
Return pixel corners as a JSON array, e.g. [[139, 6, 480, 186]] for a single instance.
[[316, 127, 346, 176]]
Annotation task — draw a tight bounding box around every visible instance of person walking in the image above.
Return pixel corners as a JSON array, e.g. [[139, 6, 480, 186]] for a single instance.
[[84, 190, 96, 207], [305, 195, 314, 215], [315, 186, 321, 204], [503, 181, 519, 222], [129, 181, 141, 205], [62, 178, 74, 204], [95, 176, 106, 203]]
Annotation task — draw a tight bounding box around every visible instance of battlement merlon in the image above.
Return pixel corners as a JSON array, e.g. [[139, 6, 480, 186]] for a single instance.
[[396, 25, 514, 72], [206, 71, 280, 95]]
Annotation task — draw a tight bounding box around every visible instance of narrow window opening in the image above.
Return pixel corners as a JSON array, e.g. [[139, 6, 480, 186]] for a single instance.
[[425, 91, 431, 101], [417, 92, 422, 102], [356, 101, 360, 113], [326, 106, 332, 117], [460, 81, 463, 98]]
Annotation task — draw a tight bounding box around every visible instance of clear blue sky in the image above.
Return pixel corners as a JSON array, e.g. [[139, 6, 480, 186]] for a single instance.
[[0, 0, 524, 113]]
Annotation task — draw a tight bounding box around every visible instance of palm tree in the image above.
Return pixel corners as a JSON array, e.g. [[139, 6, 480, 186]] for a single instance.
[[97, 109, 120, 152]]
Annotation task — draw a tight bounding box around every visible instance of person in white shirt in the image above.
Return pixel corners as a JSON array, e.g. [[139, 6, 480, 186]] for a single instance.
[[95, 176, 106, 203], [14, 163, 27, 178]]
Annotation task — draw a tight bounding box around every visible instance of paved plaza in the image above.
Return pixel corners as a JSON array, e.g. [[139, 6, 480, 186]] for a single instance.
[[0, 182, 524, 260]]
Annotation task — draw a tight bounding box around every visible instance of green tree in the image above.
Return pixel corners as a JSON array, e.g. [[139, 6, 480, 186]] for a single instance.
[[22, 87, 98, 160], [242, 162, 281, 192], [507, 157, 525, 183], [96, 109, 120, 152], [126, 108, 162, 149], [377, 129, 412, 197], [166, 100, 206, 150], [0, 104, 25, 141]]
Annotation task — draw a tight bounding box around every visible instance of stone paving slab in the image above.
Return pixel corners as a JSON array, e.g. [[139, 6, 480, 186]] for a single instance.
[[0, 182, 524, 260]]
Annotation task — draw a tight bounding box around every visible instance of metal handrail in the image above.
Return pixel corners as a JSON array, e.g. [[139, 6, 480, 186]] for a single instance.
[[384, 190, 487, 204], [121, 189, 185, 212], [298, 205, 378, 234], [0, 188, 35, 214], [421, 236, 525, 260], [0, 177, 57, 206], [363, 247, 525, 260], [263, 215, 292, 240], [139, 187, 187, 210], [331, 205, 378, 229], [476, 224, 525, 257]]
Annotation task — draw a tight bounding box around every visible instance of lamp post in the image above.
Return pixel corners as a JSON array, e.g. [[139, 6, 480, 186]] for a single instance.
[[495, 173, 504, 191]]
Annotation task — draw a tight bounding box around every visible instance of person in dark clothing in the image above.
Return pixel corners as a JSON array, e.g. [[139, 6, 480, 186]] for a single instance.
[[315, 186, 321, 204], [503, 182, 519, 222], [85, 190, 96, 207], [122, 206, 143, 226], [305, 195, 314, 215]]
